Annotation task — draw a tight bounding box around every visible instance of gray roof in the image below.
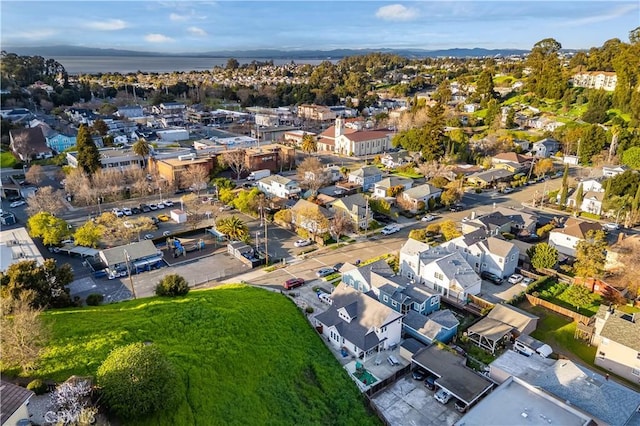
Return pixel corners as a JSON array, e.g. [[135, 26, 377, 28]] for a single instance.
[[478, 237, 516, 258], [596, 305, 640, 351], [100, 240, 159, 266], [404, 310, 459, 341], [0, 380, 34, 424], [433, 252, 479, 290], [487, 304, 538, 334], [349, 165, 381, 178], [400, 337, 426, 355], [403, 184, 441, 200], [375, 176, 412, 189], [331, 193, 368, 216], [341, 259, 394, 284], [468, 168, 514, 182], [532, 359, 640, 425], [490, 349, 555, 383], [258, 174, 297, 187], [400, 238, 431, 257]]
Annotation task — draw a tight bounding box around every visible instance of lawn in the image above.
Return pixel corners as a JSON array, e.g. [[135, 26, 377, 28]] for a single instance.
[[0, 151, 17, 168], [528, 306, 596, 366], [25, 285, 380, 426]]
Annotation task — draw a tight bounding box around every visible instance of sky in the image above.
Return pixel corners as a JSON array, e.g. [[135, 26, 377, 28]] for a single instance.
[[1, 1, 639, 53]]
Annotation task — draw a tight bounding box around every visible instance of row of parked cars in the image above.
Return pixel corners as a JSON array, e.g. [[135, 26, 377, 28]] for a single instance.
[[112, 200, 174, 218], [412, 369, 467, 412], [480, 271, 534, 286]]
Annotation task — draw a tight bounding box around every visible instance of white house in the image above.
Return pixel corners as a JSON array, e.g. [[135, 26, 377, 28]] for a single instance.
[[568, 189, 605, 215], [373, 176, 412, 198], [548, 218, 603, 257], [401, 184, 442, 212], [317, 117, 392, 157], [531, 138, 560, 158], [602, 165, 629, 178], [448, 232, 519, 278], [314, 283, 403, 360], [256, 174, 301, 199]]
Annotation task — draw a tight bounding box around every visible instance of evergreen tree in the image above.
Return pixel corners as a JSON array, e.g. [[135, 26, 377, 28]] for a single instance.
[[633, 183, 640, 212], [132, 138, 150, 168], [559, 164, 569, 206], [476, 69, 496, 107], [578, 124, 607, 164], [76, 125, 101, 175], [525, 38, 565, 99], [575, 183, 584, 211]]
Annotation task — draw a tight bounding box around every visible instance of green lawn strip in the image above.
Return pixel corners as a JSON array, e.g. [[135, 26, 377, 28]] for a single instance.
[[34, 285, 379, 425], [0, 151, 17, 168]]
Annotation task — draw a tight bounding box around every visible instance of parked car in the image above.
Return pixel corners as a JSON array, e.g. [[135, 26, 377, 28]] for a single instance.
[[421, 214, 435, 222], [148, 203, 158, 210], [112, 208, 124, 217], [162, 230, 171, 237], [434, 389, 452, 405], [9, 200, 26, 208], [219, 205, 233, 212], [122, 207, 133, 216], [603, 222, 620, 231], [140, 204, 151, 213], [454, 400, 468, 413], [449, 204, 464, 212], [424, 376, 436, 391], [508, 274, 524, 284], [481, 271, 504, 285], [316, 267, 336, 278], [157, 202, 165, 209], [381, 224, 400, 235], [521, 277, 535, 286], [294, 239, 312, 247], [412, 369, 427, 381], [163, 200, 174, 207], [501, 187, 514, 194], [386, 355, 400, 366], [283, 278, 305, 290], [131, 207, 141, 215], [157, 214, 170, 222], [144, 234, 154, 240]]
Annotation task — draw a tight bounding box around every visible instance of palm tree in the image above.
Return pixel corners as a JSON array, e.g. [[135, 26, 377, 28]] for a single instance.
[[132, 138, 151, 169], [215, 215, 249, 242], [301, 133, 317, 156]]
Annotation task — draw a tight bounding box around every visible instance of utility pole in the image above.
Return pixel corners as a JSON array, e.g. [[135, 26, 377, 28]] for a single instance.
[[123, 249, 137, 299], [364, 200, 370, 239], [264, 214, 269, 266]]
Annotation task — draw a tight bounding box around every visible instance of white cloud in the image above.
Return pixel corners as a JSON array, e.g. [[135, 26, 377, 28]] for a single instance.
[[84, 19, 127, 31], [145, 33, 174, 43], [375, 4, 418, 21], [170, 12, 189, 21], [187, 26, 207, 37], [16, 29, 57, 40], [563, 4, 639, 27]]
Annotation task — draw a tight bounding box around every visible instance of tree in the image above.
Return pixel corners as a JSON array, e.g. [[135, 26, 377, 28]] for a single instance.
[[220, 149, 247, 181], [561, 284, 598, 312], [25, 164, 45, 185], [440, 187, 462, 206], [574, 183, 584, 211], [76, 125, 101, 175], [97, 342, 182, 420], [574, 230, 607, 279], [0, 292, 50, 373], [527, 243, 558, 270], [476, 69, 496, 107], [231, 188, 262, 214], [180, 165, 209, 195], [25, 186, 66, 216], [418, 160, 453, 181], [330, 211, 354, 242], [155, 274, 189, 296], [582, 90, 611, 124], [300, 133, 317, 156], [215, 215, 250, 242], [525, 38, 565, 99], [533, 158, 554, 178], [10, 131, 37, 164], [74, 221, 103, 248], [27, 211, 70, 246], [132, 138, 150, 168], [559, 164, 569, 206], [226, 58, 239, 70], [92, 118, 109, 136], [0, 259, 73, 308], [297, 157, 328, 196], [440, 220, 462, 241], [621, 146, 640, 170], [578, 124, 607, 164]]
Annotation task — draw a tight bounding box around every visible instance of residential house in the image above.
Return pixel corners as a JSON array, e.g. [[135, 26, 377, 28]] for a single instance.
[[548, 217, 602, 257], [256, 174, 301, 199], [46, 132, 77, 153], [314, 283, 403, 360], [602, 165, 629, 178], [571, 71, 617, 91], [380, 150, 410, 169], [117, 105, 144, 119], [329, 193, 370, 229], [297, 104, 336, 122], [466, 169, 514, 188], [373, 176, 412, 198], [9, 127, 53, 160], [592, 305, 640, 384], [283, 130, 316, 146], [66, 107, 97, 125], [398, 239, 431, 280], [491, 152, 532, 173], [289, 199, 332, 235], [317, 117, 392, 157], [347, 165, 382, 191], [340, 259, 395, 293], [448, 232, 519, 278], [0, 108, 33, 122], [531, 138, 560, 158], [244, 144, 296, 173], [403, 309, 459, 345], [568, 190, 605, 215], [151, 153, 216, 186], [462, 207, 538, 236], [0, 380, 34, 426], [401, 184, 442, 212], [67, 147, 144, 170]]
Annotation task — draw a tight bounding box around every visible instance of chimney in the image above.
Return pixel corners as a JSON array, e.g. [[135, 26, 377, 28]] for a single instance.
[[335, 117, 344, 139], [470, 211, 476, 220]]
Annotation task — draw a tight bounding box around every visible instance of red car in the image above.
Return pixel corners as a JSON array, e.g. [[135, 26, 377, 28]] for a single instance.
[[283, 278, 305, 290]]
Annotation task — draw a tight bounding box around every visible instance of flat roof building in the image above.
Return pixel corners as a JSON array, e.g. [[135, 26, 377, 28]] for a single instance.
[[0, 227, 45, 273]]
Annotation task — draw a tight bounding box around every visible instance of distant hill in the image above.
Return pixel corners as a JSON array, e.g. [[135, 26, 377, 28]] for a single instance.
[[6, 44, 531, 59]]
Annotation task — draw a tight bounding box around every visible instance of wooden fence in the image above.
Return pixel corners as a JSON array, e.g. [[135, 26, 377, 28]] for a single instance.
[[525, 294, 591, 324], [538, 268, 575, 285]]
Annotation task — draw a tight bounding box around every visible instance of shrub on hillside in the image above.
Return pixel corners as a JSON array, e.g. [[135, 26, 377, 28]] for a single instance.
[[155, 274, 190, 297], [86, 294, 104, 306], [27, 379, 47, 395]]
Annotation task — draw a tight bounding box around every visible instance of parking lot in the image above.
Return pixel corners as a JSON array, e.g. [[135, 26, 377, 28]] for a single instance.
[[372, 376, 462, 426]]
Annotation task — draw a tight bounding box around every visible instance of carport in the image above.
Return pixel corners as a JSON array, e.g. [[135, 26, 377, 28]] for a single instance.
[[412, 345, 494, 409], [60, 245, 100, 259], [466, 318, 514, 354]]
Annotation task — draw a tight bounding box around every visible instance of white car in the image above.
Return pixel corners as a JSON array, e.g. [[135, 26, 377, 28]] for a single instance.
[[144, 234, 154, 240], [421, 215, 435, 222], [294, 239, 312, 247], [112, 208, 124, 218], [148, 204, 158, 210], [163, 200, 174, 207], [434, 389, 452, 405], [157, 202, 165, 209], [122, 207, 133, 216], [521, 277, 535, 286], [603, 222, 620, 231], [508, 274, 524, 284], [381, 225, 400, 235], [163, 230, 171, 237], [9, 200, 26, 208], [219, 205, 233, 212]]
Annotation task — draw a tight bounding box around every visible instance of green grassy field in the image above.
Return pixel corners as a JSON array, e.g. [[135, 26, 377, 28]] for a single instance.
[[0, 151, 17, 168], [30, 285, 380, 425]]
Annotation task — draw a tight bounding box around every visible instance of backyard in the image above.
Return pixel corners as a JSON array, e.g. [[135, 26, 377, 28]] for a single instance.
[[9, 285, 380, 426], [534, 279, 602, 317]]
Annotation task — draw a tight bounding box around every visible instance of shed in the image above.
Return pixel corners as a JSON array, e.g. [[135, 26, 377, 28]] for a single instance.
[[170, 209, 187, 224], [466, 304, 539, 353], [0, 380, 34, 426]]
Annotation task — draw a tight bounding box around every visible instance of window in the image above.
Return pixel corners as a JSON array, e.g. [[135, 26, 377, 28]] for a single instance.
[[392, 301, 397, 307], [434, 271, 444, 280], [632, 368, 640, 377], [499, 258, 503, 263], [383, 295, 389, 302], [601, 338, 609, 346], [430, 297, 438, 306]]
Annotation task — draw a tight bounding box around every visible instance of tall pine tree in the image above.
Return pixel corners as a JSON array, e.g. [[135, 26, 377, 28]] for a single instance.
[[76, 125, 101, 175], [559, 164, 569, 206], [525, 38, 565, 100], [575, 183, 584, 212]]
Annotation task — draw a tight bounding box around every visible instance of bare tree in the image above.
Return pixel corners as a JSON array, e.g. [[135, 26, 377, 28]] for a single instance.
[[180, 193, 211, 229], [26, 186, 66, 216], [418, 160, 454, 181], [64, 168, 95, 206], [25, 165, 45, 186], [0, 292, 50, 373], [297, 157, 329, 196], [49, 377, 98, 425], [220, 149, 247, 181], [10, 132, 36, 164], [180, 165, 209, 195], [330, 211, 354, 242]]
